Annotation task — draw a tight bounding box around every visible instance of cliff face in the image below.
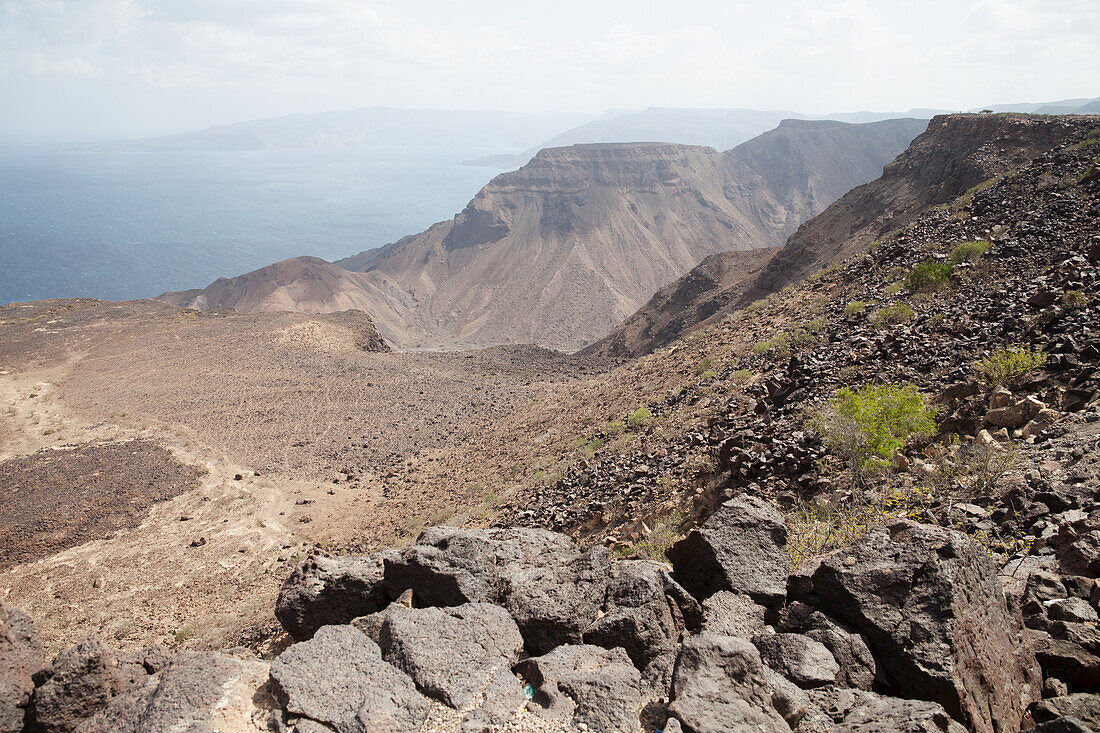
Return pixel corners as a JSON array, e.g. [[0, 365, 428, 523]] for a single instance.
[[589, 114, 1096, 358], [159, 118, 926, 351]]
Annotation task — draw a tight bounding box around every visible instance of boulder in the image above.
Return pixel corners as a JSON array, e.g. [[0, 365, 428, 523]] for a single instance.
[[779, 604, 876, 690], [32, 637, 120, 733], [376, 602, 524, 710], [0, 603, 44, 733], [383, 527, 610, 655], [666, 634, 788, 733], [986, 396, 1045, 428], [582, 560, 689, 686], [1025, 720, 1095, 733], [514, 644, 643, 733], [275, 551, 394, 641], [1030, 694, 1100, 730], [667, 496, 788, 608], [833, 694, 969, 733], [1029, 629, 1100, 690], [1053, 511, 1100, 577], [752, 633, 839, 689], [270, 624, 429, 733], [75, 651, 270, 733], [700, 591, 767, 639], [789, 521, 1042, 733]]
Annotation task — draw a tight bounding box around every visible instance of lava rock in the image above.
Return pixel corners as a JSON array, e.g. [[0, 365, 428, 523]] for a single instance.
[[270, 624, 429, 733], [1030, 693, 1100, 730], [789, 521, 1042, 733], [667, 496, 788, 609], [700, 591, 768, 639], [0, 603, 43, 733], [32, 637, 120, 733], [666, 634, 788, 733], [275, 551, 395, 641], [833, 694, 969, 733], [752, 632, 839, 689], [514, 644, 643, 733], [376, 602, 524, 710]]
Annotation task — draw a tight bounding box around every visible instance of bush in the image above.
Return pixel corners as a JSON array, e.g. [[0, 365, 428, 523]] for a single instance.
[[905, 260, 953, 292], [977, 345, 1046, 387], [627, 407, 653, 428], [948, 240, 991, 264], [787, 500, 888, 569], [872, 302, 914, 326], [628, 512, 684, 561], [731, 369, 753, 384], [753, 332, 790, 355], [1063, 289, 1091, 309], [603, 420, 626, 437], [813, 383, 939, 479], [693, 358, 713, 376], [844, 301, 868, 316]]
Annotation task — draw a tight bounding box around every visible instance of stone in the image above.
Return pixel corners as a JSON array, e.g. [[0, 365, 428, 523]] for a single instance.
[[1030, 694, 1100, 730], [752, 633, 839, 689], [789, 521, 1042, 733], [1053, 512, 1100, 577], [514, 644, 643, 733], [1025, 719, 1095, 733], [0, 603, 44, 733], [667, 496, 788, 608], [1048, 598, 1099, 623], [700, 591, 767, 639], [582, 560, 687, 686], [989, 386, 1014, 409], [270, 624, 429, 733], [32, 637, 120, 733], [1030, 629, 1100, 690], [666, 634, 788, 733], [377, 602, 524, 710], [1023, 408, 1061, 439], [833, 694, 968, 733], [383, 527, 610, 654], [986, 396, 1045, 428], [275, 551, 394, 641], [76, 651, 270, 733]]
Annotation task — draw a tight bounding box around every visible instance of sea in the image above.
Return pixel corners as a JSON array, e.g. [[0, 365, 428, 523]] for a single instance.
[[0, 145, 509, 305]]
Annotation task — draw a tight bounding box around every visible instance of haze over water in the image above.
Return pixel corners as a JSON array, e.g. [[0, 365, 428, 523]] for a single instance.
[[0, 145, 506, 305]]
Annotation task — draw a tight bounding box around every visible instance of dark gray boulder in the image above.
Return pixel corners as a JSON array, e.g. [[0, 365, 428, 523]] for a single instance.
[[666, 633, 788, 733], [514, 644, 643, 733], [1025, 719, 1096, 733], [275, 551, 394, 641], [780, 603, 876, 690], [667, 496, 788, 609], [582, 560, 690, 687], [833, 694, 969, 733], [75, 651, 269, 733], [790, 521, 1042, 733], [1030, 694, 1100, 730], [376, 602, 523, 710], [0, 603, 43, 733], [31, 637, 120, 733], [751, 632, 839, 689], [270, 624, 429, 733], [383, 527, 610, 655], [700, 591, 767, 638]]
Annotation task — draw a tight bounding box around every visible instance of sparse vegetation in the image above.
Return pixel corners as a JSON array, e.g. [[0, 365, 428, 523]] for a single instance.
[[624, 511, 684, 560], [1062, 289, 1091, 309], [844, 300, 868, 316], [693, 357, 714, 376], [947, 240, 991, 264], [753, 331, 790, 356], [813, 383, 940, 479], [884, 282, 903, 296], [627, 407, 653, 428], [872, 302, 915, 326], [731, 369, 753, 384], [905, 259, 953, 292], [977, 345, 1046, 387], [787, 499, 888, 569]]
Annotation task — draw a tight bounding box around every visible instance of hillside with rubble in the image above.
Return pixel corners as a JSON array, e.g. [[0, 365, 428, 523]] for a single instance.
[[1, 113, 1100, 733]]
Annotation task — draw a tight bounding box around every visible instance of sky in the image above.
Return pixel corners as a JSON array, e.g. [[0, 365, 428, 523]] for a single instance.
[[2, 0, 1098, 143]]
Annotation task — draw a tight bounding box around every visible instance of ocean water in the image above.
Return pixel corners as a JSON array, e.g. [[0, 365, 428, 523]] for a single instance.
[[0, 145, 508, 304]]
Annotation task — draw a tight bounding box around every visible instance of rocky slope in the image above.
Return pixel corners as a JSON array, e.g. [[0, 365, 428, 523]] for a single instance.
[[587, 113, 1091, 358], [163, 118, 924, 351]]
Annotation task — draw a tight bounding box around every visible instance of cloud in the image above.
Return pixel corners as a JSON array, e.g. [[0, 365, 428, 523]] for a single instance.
[[0, 0, 1097, 139]]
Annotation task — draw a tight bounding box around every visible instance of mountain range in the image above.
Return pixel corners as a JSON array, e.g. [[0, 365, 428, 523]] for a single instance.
[[159, 117, 927, 350]]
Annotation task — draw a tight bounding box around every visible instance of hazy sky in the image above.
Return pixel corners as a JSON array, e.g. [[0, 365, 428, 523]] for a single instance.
[[2, 0, 1098, 142]]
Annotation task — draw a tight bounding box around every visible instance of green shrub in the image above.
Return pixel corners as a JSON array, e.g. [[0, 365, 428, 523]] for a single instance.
[[805, 317, 826, 332], [693, 357, 714, 376], [948, 240, 991, 264], [624, 512, 684, 561], [872, 302, 914, 326], [977, 345, 1046, 387], [753, 331, 790, 355], [700, 370, 717, 380], [813, 383, 939, 479], [603, 420, 626, 437], [844, 301, 868, 316], [905, 260, 953, 292], [1063, 289, 1091, 309], [731, 369, 753, 384], [627, 407, 653, 428], [884, 282, 903, 297]]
